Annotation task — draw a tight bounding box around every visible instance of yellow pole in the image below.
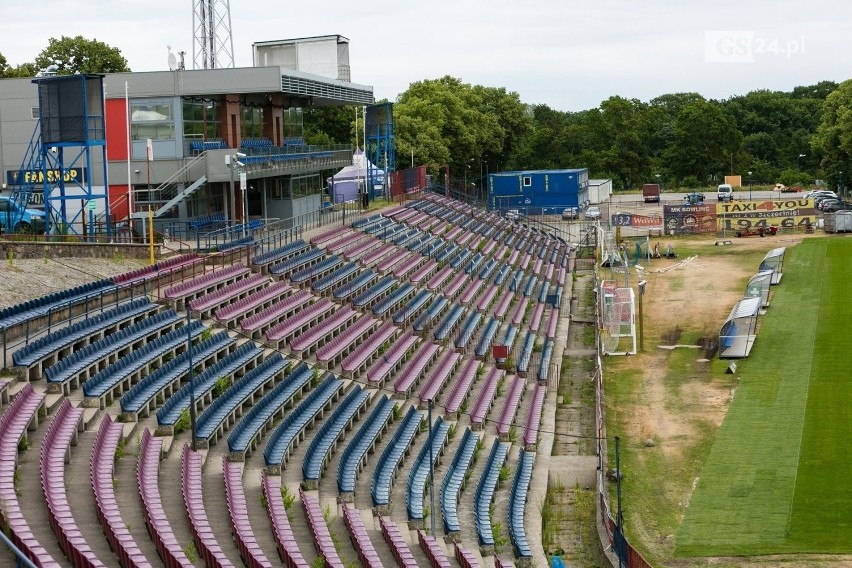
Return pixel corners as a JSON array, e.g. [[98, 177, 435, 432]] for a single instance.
[[148, 206, 154, 265]]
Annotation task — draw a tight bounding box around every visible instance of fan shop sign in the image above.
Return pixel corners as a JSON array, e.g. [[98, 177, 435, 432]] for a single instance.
[[6, 167, 87, 186], [716, 198, 816, 231]]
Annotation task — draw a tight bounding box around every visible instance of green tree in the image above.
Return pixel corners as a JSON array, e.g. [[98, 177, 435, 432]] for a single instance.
[[34, 36, 129, 75], [812, 79, 852, 193], [304, 106, 356, 145], [0, 52, 38, 78], [664, 100, 742, 184]]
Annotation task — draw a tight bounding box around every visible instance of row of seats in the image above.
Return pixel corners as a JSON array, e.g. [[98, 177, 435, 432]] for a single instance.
[[443, 272, 471, 300], [189, 273, 269, 316], [119, 331, 240, 417], [40, 399, 105, 567], [455, 311, 483, 350], [471, 367, 503, 428], [324, 230, 360, 254], [406, 417, 449, 521], [289, 307, 356, 356], [341, 322, 398, 377], [138, 429, 194, 567], [351, 213, 383, 230], [214, 282, 291, 325], [494, 290, 515, 320], [508, 450, 535, 559], [379, 517, 418, 568], [315, 317, 378, 368], [512, 297, 530, 326], [392, 252, 425, 280], [290, 255, 342, 284], [222, 460, 274, 568], [392, 342, 441, 396], [0, 279, 115, 332], [524, 384, 548, 449], [376, 249, 410, 274], [392, 290, 433, 326], [497, 376, 526, 440], [0, 385, 55, 566], [417, 350, 461, 405], [341, 505, 383, 568], [371, 406, 423, 507], [92, 415, 153, 567], [444, 359, 482, 415], [360, 243, 396, 267], [475, 316, 501, 358], [440, 428, 479, 534], [13, 297, 154, 370], [263, 376, 342, 468], [479, 258, 497, 280], [343, 237, 381, 262], [337, 395, 394, 494], [366, 332, 419, 386], [164, 264, 249, 302], [300, 489, 345, 568], [241, 290, 313, 336], [156, 341, 264, 428], [240, 138, 273, 148], [45, 310, 184, 391], [352, 275, 395, 309], [188, 213, 227, 230], [332, 268, 377, 301], [302, 386, 369, 483], [310, 224, 349, 246], [538, 339, 555, 382], [412, 297, 448, 333], [418, 530, 453, 568], [252, 239, 308, 268], [426, 266, 454, 291], [528, 302, 545, 333], [408, 258, 438, 285], [265, 296, 333, 345], [517, 331, 537, 375], [464, 252, 485, 275], [372, 283, 415, 317], [523, 275, 539, 299], [217, 235, 255, 253], [312, 263, 359, 293], [180, 445, 235, 567], [434, 303, 465, 341], [83, 323, 221, 407], [261, 472, 309, 568], [475, 439, 510, 547], [268, 248, 324, 277], [195, 354, 290, 445], [227, 362, 315, 457], [459, 278, 485, 306], [189, 140, 229, 153]]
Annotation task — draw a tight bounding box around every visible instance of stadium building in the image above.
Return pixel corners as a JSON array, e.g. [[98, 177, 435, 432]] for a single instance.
[[0, 35, 373, 236], [487, 168, 590, 215]]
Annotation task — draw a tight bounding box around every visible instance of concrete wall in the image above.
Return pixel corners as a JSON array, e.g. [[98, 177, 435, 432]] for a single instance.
[[0, 241, 160, 260]]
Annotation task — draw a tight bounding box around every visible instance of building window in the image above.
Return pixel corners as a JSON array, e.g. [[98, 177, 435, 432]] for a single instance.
[[183, 99, 222, 140], [241, 107, 264, 139], [291, 174, 321, 198], [131, 103, 174, 140], [523, 176, 532, 187], [283, 108, 304, 139]]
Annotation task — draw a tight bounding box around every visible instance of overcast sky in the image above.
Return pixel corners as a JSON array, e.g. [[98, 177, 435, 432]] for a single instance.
[[1, 0, 850, 111]]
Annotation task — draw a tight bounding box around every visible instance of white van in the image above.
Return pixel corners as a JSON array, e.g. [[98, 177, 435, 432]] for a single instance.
[[717, 184, 734, 202]]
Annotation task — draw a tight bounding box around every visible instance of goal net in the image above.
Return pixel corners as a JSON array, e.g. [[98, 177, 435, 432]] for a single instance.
[[599, 281, 636, 355]]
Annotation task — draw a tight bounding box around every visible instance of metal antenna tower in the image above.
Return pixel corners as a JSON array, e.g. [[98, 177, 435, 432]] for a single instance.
[[192, 0, 235, 69]]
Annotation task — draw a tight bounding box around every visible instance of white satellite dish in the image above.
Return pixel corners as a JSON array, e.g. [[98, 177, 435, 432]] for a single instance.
[[168, 52, 178, 71]]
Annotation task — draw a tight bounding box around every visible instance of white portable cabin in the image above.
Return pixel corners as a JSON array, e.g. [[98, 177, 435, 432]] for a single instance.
[[719, 296, 761, 359], [744, 270, 773, 308], [758, 247, 786, 285]]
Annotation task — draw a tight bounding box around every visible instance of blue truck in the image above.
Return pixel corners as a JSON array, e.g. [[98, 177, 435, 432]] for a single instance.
[[0, 196, 46, 233]]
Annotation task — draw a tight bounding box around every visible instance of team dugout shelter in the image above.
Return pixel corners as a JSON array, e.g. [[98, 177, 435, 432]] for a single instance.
[[719, 296, 761, 358], [486, 169, 589, 215]]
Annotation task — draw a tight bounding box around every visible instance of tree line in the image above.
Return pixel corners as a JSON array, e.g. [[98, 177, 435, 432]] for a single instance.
[[4, 37, 849, 193]]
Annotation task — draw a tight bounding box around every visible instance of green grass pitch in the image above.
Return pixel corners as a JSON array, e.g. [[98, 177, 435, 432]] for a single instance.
[[676, 237, 852, 556]]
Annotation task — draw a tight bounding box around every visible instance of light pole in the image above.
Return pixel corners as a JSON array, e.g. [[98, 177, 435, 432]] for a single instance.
[[748, 171, 752, 201], [226, 152, 246, 231], [637, 280, 646, 351]]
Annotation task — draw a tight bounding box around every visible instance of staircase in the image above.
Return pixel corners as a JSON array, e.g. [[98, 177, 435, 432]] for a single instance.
[[8, 123, 45, 229], [132, 153, 209, 219]]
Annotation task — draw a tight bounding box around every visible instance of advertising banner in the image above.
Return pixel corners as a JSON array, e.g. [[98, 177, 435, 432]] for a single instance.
[[716, 198, 816, 231], [6, 167, 87, 186], [611, 212, 663, 228], [663, 204, 717, 234]]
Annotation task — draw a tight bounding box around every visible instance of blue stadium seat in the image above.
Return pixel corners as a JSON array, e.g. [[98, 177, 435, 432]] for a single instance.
[[406, 418, 449, 521], [338, 396, 394, 494], [372, 406, 423, 507], [302, 387, 369, 482]]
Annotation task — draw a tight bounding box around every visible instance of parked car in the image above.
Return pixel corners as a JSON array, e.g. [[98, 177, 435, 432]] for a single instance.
[[0, 196, 45, 234], [717, 183, 734, 202], [561, 207, 579, 220], [584, 206, 601, 220], [822, 201, 847, 213]]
